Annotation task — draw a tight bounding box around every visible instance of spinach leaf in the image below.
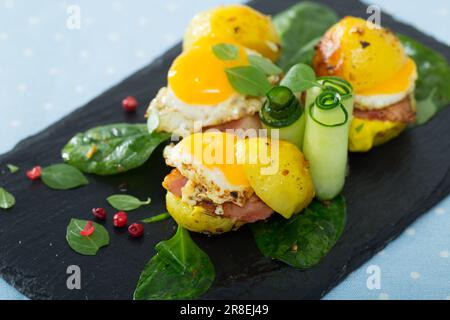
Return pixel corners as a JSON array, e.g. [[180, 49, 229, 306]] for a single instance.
[[107, 194, 151, 211], [0, 188, 15, 210], [398, 34, 450, 123], [416, 88, 438, 125], [225, 66, 272, 97], [212, 43, 239, 60], [66, 219, 109, 256], [6, 164, 19, 174], [248, 54, 283, 76], [62, 124, 170, 175], [251, 195, 346, 269], [142, 212, 171, 223], [274, 2, 338, 70], [280, 63, 317, 92], [282, 36, 323, 69], [134, 225, 215, 300], [41, 164, 89, 190]]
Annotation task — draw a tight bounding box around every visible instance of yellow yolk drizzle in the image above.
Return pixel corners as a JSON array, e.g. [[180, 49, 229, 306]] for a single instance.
[[168, 45, 249, 105], [358, 58, 417, 95], [178, 132, 250, 187]]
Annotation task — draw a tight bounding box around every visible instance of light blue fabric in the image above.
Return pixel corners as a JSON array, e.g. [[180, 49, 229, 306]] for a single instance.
[[0, 0, 449, 300]]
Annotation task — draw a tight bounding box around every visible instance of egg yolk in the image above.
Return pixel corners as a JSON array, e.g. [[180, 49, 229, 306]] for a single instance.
[[178, 132, 250, 187], [314, 16, 416, 95], [168, 44, 249, 105], [358, 58, 417, 95]]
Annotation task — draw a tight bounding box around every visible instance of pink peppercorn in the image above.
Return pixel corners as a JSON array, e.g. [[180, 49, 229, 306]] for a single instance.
[[26, 166, 42, 180], [92, 208, 107, 220], [128, 223, 144, 238], [122, 96, 138, 113], [113, 211, 128, 228]]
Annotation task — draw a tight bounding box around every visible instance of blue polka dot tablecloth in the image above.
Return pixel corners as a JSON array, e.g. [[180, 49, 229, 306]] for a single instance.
[[0, 0, 449, 300]]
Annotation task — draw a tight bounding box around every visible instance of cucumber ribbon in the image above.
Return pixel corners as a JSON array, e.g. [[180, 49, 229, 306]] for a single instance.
[[260, 86, 306, 149]]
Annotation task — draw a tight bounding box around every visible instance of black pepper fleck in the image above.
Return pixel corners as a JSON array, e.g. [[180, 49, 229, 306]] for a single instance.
[[360, 41, 371, 49]]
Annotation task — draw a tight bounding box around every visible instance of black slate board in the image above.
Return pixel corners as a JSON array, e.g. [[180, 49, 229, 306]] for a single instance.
[[1, 0, 449, 300]]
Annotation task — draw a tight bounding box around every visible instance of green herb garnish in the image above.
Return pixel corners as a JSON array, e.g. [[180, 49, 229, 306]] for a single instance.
[[142, 213, 171, 223], [225, 66, 272, 97], [41, 164, 88, 190], [62, 124, 170, 176], [6, 164, 19, 174], [134, 225, 215, 300], [66, 219, 109, 256], [0, 187, 15, 210], [107, 194, 151, 211], [251, 195, 346, 269], [248, 54, 283, 76], [280, 63, 317, 92], [212, 43, 239, 60]]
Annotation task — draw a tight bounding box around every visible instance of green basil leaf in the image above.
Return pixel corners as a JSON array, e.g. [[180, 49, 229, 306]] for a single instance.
[[248, 54, 283, 75], [225, 66, 272, 97], [251, 195, 346, 269], [142, 213, 171, 223], [0, 188, 15, 210], [274, 2, 338, 70], [134, 225, 215, 300], [62, 124, 170, 176], [66, 219, 110, 256], [280, 63, 317, 92], [212, 43, 239, 60], [6, 164, 19, 174], [107, 194, 151, 211], [41, 164, 88, 190], [398, 34, 450, 123]]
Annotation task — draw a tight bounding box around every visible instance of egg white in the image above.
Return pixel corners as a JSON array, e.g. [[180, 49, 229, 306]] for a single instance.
[[147, 86, 263, 137], [164, 142, 253, 207], [354, 70, 417, 110]]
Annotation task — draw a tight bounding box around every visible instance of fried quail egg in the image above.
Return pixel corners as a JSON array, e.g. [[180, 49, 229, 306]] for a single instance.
[[147, 44, 265, 137], [314, 16, 418, 110], [164, 131, 254, 207]]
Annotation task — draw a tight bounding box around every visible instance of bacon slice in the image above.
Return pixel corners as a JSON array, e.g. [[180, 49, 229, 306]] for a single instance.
[[354, 96, 416, 124], [163, 169, 274, 223], [162, 169, 187, 198], [205, 114, 262, 134], [219, 195, 274, 223], [199, 196, 274, 223]]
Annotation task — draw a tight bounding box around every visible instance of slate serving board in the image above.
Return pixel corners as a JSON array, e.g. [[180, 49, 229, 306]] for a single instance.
[[1, 0, 449, 300]]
